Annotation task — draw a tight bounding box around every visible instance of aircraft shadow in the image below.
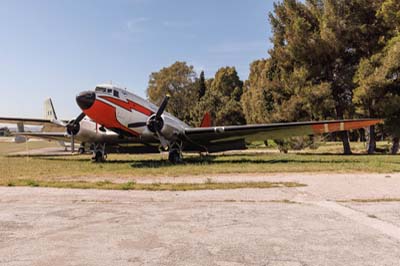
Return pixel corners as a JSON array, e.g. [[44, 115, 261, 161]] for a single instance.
[[128, 156, 364, 169], [7, 154, 73, 159], [7, 153, 394, 168]]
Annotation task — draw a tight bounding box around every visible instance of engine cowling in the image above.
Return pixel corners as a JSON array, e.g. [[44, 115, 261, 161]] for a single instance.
[[66, 121, 80, 136], [146, 114, 164, 133]]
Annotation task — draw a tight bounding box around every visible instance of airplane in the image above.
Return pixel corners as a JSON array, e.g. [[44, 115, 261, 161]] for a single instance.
[[0, 98, 158, 160], [75, 84, 382, 163]]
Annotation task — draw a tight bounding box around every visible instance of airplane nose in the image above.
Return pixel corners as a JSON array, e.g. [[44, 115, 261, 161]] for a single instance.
[[76, 91, 95, 110]]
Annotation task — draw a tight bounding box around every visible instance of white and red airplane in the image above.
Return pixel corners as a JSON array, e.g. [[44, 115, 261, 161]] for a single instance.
[[76, 84, 382, 163], [0, 98, 158, 158]]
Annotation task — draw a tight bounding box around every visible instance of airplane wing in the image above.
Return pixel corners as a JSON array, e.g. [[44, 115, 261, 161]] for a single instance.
[[184, 119, 382, 144], [13, 132, 72, 142], [0, 117, 67, 132], [0, 117, 55, 126]]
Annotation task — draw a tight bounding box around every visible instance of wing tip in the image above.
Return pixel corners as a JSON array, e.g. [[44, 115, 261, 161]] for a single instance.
[[312, 118, 383, 134]]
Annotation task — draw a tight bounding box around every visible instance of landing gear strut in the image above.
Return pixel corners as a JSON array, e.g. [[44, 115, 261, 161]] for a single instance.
[[168, 141, 183, 164], [92, 143, 107, 163]]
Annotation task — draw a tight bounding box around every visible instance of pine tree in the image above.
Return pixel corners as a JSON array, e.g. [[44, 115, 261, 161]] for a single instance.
[[198, 71, 206, 99]]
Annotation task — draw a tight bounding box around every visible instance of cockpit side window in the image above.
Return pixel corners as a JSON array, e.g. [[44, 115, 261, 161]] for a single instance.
[[107, 89, 112, 94], [113, 90, 120, 98], [95, 87, 106, 93]]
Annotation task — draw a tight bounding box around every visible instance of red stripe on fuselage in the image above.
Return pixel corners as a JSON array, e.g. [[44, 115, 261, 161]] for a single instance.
[[99, 96, 153, 116], [83, 99, 139, 137]]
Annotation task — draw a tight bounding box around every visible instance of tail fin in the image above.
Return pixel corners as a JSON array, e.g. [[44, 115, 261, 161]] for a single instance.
[[200, 112, 212, 128], [44, 98, 58, 120]]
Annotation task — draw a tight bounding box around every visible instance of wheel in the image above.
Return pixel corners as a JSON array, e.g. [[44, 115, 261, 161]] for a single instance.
[[93, 151, 106, 163], [168, 149, 182, 164], [78, 147, 85, 154]]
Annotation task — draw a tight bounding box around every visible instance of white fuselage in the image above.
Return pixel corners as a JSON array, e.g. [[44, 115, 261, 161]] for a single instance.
[[79, 84, 189, 142]]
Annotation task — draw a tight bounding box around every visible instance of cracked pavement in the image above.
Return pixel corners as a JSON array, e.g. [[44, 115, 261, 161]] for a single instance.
[[1, 173, 400, 266]]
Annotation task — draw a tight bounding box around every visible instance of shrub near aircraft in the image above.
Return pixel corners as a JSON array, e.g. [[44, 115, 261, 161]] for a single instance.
[[76, 84, 382, 163]]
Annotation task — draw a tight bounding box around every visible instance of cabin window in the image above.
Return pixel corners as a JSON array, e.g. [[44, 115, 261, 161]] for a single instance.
[[113, 90, 119, 98], [107, 89, 112, 94], [95, 87, 106, 93]]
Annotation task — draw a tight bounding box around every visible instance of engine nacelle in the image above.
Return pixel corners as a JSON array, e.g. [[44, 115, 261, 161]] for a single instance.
[[66, 121, 80, 136], [146, 114, 164, 133]]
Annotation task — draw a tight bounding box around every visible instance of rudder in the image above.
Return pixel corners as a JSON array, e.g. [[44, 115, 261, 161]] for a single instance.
[[44, 98, 58, 120]]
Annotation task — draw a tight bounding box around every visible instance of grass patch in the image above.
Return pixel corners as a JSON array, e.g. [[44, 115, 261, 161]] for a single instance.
[[121, 180, 136, 190], [268, 199, 299, 204], [26, 179, 39, 187], [0, 141, 58, 155], [345, 198, 400, 203], [0, 179, 305, 191], [0, 141, 399, 183], [1, 152, 400, 182]]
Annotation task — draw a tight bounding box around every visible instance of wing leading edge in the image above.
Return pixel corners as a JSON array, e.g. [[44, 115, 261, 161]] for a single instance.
[[0, 117, 55, 126], [184, 119, 382, 144], [0, 117, 67, 132], [13, 132, 70, 142]]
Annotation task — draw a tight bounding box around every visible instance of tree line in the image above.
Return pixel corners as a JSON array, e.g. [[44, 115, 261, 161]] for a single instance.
[[146, 0, 400, 154]]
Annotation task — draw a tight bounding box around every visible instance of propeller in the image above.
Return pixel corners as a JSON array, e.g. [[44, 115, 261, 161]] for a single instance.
[[129, 94, 171, 148], [66, 112, 86, 153], [149, 95, 170, 148], [128, 122, 147, 128], [51, 119, 67, 127]]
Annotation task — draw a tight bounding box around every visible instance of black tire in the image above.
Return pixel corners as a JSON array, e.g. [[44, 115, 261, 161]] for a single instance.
[[94, 151, 105, 163], [168, 149, 182, 164], [78, 147, 85, 154]]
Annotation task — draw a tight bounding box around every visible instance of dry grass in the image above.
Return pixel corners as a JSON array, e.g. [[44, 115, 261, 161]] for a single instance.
[[0, 140, 58, 155], [345, 198, 400, 203], [1, 151, 399, 182], [2, 179, 305, 191], [1, 141, 400, 190]]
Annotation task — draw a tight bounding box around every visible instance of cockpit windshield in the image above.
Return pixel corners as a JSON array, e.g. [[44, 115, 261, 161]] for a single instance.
[[95, 87, 107, 93], [95, 87, 120, 98]]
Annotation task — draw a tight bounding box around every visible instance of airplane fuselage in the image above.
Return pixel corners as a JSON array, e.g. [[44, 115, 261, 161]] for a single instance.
[[77, 84, 189, 143]]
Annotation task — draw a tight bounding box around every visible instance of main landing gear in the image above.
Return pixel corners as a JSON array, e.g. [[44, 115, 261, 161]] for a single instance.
[[168, 141, 183, 164], [78, 142, 86, 154], [92, 143, 107, 163]]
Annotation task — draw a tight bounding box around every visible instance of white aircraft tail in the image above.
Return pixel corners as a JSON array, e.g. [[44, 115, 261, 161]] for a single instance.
[[43, 98, 67, 148], [44, 98, 58, 120]]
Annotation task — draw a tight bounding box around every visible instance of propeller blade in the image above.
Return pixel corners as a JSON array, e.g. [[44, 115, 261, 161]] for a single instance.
[[156, 131, 169, 149], [51, 119, 67, 127], [128, 122, 147, 128], [66, 113, 85, 154], [156, 94, 170, 118], [74, 112, 86, 125]]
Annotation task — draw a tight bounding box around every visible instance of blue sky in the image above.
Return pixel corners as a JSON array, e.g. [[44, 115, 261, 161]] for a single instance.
[[0, 0, 274, 119]]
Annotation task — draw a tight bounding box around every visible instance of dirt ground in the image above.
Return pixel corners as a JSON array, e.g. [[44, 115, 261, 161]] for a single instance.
[[1, 173, 400, 266]]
